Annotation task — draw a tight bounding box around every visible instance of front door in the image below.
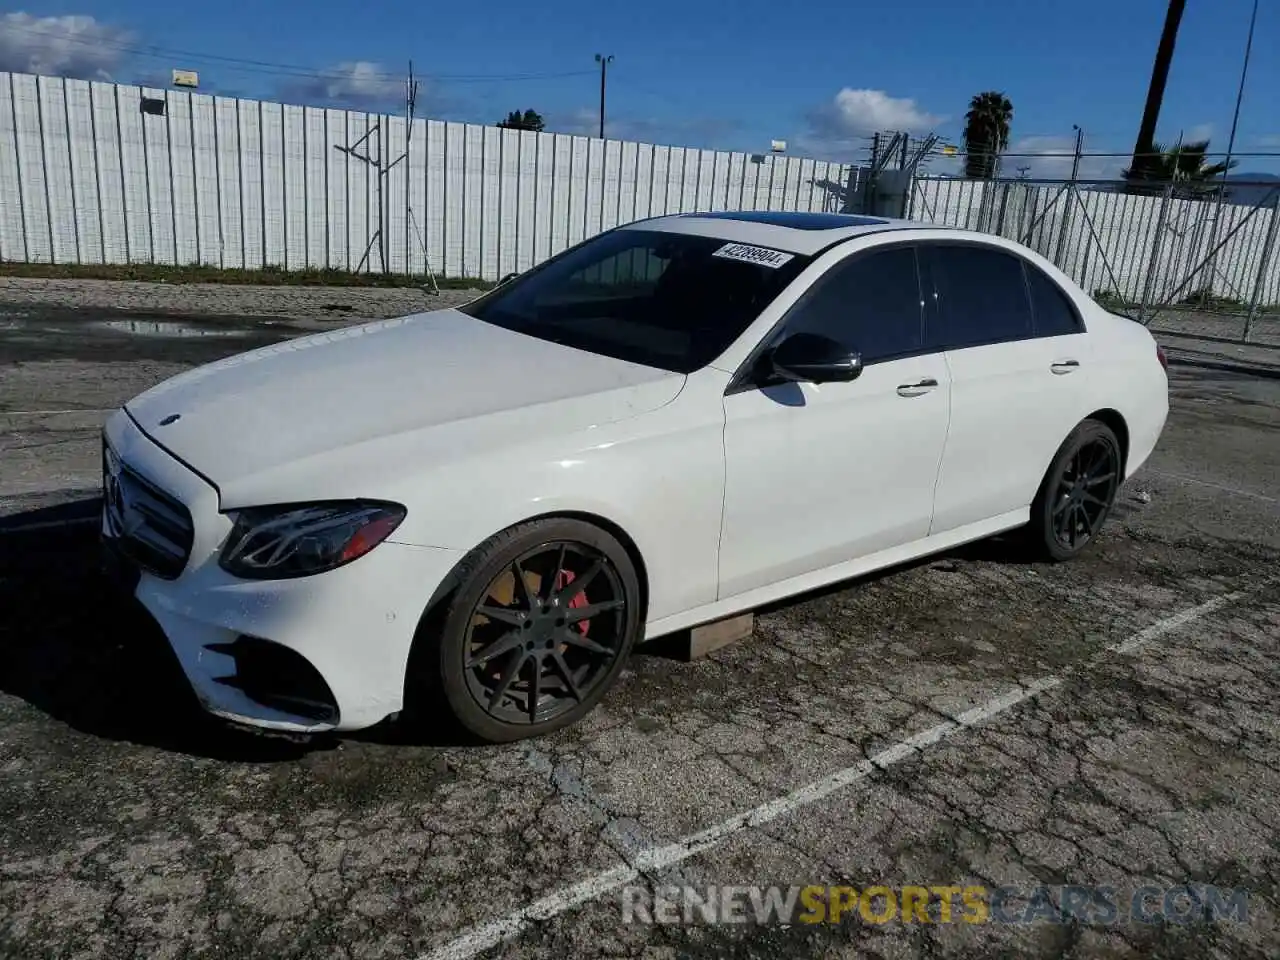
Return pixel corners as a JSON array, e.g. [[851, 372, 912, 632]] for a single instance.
[[718, 244, 952, 600]]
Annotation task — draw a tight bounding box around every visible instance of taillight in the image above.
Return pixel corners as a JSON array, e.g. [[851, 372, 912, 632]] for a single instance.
[[1156, 344, 1168, 371]]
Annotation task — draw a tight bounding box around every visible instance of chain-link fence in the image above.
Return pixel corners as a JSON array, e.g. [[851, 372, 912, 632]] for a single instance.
[[905, 175, 1280, 346]]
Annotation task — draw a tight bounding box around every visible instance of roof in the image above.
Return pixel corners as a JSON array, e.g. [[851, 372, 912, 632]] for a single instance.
[[623, 210, 938, 255], [683, 211, 891, 230]]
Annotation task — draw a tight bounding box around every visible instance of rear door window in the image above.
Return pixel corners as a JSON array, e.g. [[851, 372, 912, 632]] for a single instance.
[[920, 245, 1034, 349]]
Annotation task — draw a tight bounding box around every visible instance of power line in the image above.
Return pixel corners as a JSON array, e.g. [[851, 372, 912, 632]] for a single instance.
[[941, 149, 1280, 160], [1220, 0, 1259, 177], [4, 22, 596, 84]]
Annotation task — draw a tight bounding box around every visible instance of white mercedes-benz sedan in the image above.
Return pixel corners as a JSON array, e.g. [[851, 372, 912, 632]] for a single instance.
[[100, 211, 1169, 743]]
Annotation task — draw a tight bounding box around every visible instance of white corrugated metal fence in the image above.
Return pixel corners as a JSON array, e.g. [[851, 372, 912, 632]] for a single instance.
[[0, 71, 854, 280]]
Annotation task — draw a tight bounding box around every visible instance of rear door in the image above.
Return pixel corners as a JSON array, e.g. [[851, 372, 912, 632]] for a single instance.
[[921, 242, 1093, 534]]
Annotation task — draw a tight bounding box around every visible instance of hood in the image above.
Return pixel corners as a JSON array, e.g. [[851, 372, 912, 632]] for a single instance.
[[126, 309, 684, 497]]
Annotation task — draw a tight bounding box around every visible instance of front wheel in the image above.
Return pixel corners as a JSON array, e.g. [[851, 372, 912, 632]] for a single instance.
[[423, 518, 643, 743], [1027, 419, 1122, 562]]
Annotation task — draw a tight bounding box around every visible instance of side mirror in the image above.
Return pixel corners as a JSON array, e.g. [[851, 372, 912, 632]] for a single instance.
[[769, 332, 862, 384]]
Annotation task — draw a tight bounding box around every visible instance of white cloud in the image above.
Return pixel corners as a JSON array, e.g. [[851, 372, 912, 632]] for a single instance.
[[550, 107, 609, 137], [285, 63, 465, 117], [0, 12, 131, 79], [289, 61, 404, 110], [1003, 136, 1078, 179], [549, 107, 739, 148], [1181, 123, 1214, 145], [825, 88, 943, 134], [797, 88, 943, 160], [1003, 135, 1123, 182], [1256, 134, 1280, 148]]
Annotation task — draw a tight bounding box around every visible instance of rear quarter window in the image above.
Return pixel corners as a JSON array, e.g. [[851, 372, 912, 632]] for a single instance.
[[1025, 263, 1084, 336]]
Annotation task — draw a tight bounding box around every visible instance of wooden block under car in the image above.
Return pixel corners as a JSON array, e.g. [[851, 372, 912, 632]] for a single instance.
[[684, 612, 754, 660]]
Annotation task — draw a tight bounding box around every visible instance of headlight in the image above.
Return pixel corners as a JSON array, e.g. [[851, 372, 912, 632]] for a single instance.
[[219, 501, 406, 579]]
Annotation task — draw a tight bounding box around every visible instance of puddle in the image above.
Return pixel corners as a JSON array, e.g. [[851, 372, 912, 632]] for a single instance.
[[93, 318, 247, 339]]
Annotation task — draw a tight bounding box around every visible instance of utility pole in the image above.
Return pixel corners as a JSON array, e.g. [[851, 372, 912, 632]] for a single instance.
[[404, 61, 419, 282], [1201, 0, 1258, 306], [1220, 0, 1258, 189], [1128, 0, 1186, 185], [406, 60, 419, 125], [1054, 124, 1084, 268], [334, 61, 422, 279], [594, 53, 613, 138]]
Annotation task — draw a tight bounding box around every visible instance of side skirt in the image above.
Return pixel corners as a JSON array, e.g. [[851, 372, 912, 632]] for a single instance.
[[643, 509, 1028, 641]]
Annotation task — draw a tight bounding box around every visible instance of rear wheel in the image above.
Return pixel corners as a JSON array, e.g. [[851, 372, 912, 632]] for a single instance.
[[1027, 420, 1122, 562], [422, 518, 642, 743]]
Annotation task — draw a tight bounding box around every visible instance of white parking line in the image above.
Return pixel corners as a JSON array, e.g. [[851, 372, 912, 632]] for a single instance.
[[1148, 470, 1278, 505], [0, 408, 117, 416], [522, 746, 702, 888], [418, 587, 1259, 960], [1106, 591, 1243, 656]]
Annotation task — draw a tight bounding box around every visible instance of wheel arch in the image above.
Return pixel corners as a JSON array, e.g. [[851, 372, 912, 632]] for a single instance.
[[420, 509, 649, 618], [1083, 407, 1130, 477], [529, 509, 651, 622], [1030, 407, 1131, 511]]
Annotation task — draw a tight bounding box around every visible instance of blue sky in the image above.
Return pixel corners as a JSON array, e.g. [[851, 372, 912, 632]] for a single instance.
[[2, 0, 1278, 176]]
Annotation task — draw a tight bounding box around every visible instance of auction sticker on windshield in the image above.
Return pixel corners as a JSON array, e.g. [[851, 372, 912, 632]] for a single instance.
[[712, 242, 795, 268]]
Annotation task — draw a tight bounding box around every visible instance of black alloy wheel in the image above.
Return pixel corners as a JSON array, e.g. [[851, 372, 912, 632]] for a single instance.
[[1029, 419, 1122, 562], [1051, 435, 1120, 551], [463, 540, 626, 725], [422, 518, 642, 742]]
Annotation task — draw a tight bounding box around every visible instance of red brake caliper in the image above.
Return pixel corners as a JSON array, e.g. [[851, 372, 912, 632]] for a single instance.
[[555, 569, 590, 636]]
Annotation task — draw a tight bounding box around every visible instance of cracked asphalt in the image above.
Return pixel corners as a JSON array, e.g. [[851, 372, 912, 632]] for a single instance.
[[2, 299, 1279, 960]]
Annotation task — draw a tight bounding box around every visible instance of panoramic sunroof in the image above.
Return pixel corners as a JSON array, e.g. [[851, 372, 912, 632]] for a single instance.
[[683, 211, 889, 230]]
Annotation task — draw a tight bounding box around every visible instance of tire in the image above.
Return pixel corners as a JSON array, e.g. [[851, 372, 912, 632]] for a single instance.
[[1026, 419, 1123, 562], [413, 517, 643, 743]]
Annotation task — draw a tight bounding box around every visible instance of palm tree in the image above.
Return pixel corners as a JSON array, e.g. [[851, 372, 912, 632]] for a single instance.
[[1122, 139, 1236, 197], [962, 91, 1013, 179]]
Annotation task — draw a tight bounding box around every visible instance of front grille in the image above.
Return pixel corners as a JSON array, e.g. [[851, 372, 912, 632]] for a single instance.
[[102, 437, 195, 579]]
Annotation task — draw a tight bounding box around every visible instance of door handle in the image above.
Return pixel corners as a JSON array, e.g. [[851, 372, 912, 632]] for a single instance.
[[896, 378, 938, 398], [1050, 359, 1080, 375]]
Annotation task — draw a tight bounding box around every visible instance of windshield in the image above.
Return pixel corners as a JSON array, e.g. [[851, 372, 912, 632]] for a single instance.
[[460, 229, 810, 373]]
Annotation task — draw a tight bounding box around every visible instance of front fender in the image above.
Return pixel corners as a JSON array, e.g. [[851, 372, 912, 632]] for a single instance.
[[389, 376, 728, 623]]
